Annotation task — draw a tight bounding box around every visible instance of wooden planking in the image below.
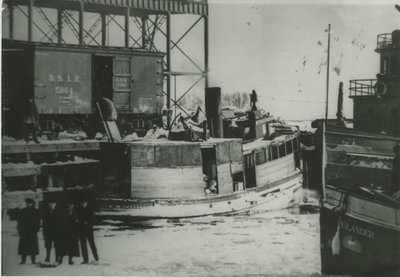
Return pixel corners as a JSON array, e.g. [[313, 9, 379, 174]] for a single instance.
[[2, 163, 41, 177], [216, 140, 243, 165], [181, 144, 202, 166], [2, 140, 100, 154], [131, 145, 155, 167], [130, 144, 202, 167], [217, 163, 233, 194], [131, 167, 204, 198], [326, 187, 400, 229], [255, 154, 295, 187], [216, 141, 230, 165], [154, 145, 181, 167], [325, 163, 391, 189], [229, 140, 243, 163]]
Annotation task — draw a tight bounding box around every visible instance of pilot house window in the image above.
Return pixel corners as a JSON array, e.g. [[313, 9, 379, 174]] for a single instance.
[[286, 140, 293, 154], [271, 146, 278, 160], [279, 144, 286, 158], [255, 149, 266, 165]]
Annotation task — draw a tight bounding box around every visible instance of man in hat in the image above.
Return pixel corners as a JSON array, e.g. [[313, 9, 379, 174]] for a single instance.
[[77, 199, 99, 264], [42, 200, 64, 263], [16, 198, 40, 264], [60, 202, 80, 265], [23, 99, 40, 144]]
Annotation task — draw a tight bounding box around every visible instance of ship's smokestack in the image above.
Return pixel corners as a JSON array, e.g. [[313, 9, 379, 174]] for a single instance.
[[205, 87, 223, 138], [336, 82, 346, 127]]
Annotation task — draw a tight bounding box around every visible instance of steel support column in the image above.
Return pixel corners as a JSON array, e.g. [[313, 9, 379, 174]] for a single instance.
[[204, 15, 209, 88], [125, 7, 130, 48], [101, 13, 107, 46], [57, 9, 63, 43], [8, 3, 14, 39], [78, 2, 84, 44], [141, 16, 147, 49], [28, 0, 33, 41], [166, 12, 171, 128]]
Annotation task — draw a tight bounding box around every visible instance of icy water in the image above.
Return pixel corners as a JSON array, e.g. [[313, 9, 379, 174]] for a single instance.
[[2, 202, 325, 276]]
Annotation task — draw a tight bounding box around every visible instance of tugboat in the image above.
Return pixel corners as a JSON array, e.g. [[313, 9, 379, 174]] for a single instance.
[[318, 26, 400, 274], [97, 88, 303, 218]]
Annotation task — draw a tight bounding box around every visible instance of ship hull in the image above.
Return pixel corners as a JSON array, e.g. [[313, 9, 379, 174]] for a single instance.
[[97, 171, 302, 219], [320, 187, 400, 275]]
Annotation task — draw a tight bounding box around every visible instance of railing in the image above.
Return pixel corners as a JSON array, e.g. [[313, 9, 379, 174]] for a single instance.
[[349, 79, 377, 97], [376, 33, 400, 50]]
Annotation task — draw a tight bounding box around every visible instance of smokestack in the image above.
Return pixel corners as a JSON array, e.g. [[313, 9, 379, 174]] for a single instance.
[[205, 87, 223, 138], [336, 82, 346, 127]]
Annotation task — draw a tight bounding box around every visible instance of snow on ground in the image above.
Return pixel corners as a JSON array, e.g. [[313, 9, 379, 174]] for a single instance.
[[2, 207, 324, 276]]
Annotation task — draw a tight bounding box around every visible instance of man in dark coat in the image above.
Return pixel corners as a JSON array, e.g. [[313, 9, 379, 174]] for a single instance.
[[64, 202, 80, 265], [23, 99, 40, 144], [77, 199, 99, 264], [17, 198, 40, 264], [42, 201, 64, 263]]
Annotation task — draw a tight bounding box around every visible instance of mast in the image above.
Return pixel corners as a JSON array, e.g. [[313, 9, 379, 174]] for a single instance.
[[325, 24, 331, 121]]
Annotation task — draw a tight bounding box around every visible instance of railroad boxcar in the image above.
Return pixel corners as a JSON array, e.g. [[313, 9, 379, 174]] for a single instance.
[[2, 39, 164, 138]]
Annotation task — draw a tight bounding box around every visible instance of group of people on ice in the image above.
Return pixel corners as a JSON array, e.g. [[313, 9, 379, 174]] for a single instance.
[[15, 196, 99, 266]]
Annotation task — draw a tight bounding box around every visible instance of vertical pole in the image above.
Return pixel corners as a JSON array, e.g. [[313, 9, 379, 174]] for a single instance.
[[174, 75, 177, 118], [125, 7, 130, 48], [204, 15, 209, 88], [8, 3, 14, 39], [101, 13, 107, 46], [141, 16, 147, 49], [57, 9, 63, 43], [166, 12, 171, 128], [78, 1, 84, 45], [325, 24, 331, 121], [28, 0, 33, 41]]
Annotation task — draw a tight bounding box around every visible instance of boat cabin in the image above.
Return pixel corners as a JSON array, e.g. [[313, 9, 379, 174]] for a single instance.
[[99, 138, 243, 199], [243, 134, 300, 189]]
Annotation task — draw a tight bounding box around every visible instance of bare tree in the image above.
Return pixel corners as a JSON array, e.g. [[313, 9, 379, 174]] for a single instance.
[[222, 92, 249, 109]]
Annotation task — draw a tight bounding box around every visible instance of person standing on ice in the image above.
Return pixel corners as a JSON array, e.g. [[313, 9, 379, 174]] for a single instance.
[[77, 199, 99, 264], [61, 202, 80, 265], [16, 198, 40, 264], [42, 200, 64, 263]]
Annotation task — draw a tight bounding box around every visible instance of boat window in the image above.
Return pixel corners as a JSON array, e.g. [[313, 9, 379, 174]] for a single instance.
[[255, 149, 266, 165], [381, 57, 388, 75], [279, 143, 286, 158], [244, 154, 254, 169], [286, 140, 293, 154], [271, 146, 278, 160], [267, 148, 272, 161]]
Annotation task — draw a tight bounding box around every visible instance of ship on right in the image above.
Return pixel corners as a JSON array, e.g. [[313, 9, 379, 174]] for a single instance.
[[316, 7, 400, 276]]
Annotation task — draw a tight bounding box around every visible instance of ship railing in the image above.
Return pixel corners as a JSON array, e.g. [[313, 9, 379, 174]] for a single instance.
[[349, 79, 377, 98], [376, 33, 399, 50]]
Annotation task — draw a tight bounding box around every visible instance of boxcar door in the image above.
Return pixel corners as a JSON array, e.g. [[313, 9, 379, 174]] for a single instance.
[[113, 57, 132, 112], [131, 55, 163, 114]]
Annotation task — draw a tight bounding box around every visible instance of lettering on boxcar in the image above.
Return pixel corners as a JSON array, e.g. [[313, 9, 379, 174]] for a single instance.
[[55, 86, 73, 97], [48, 74, 81, 83]]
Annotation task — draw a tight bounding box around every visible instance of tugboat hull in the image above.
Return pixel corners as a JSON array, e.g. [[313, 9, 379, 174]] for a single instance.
[[320, 187, 400, 275], [97, 172, 302, 219]]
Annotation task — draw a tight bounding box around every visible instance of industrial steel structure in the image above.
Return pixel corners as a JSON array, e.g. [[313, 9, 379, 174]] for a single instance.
[[2, 0, 209, 126]]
